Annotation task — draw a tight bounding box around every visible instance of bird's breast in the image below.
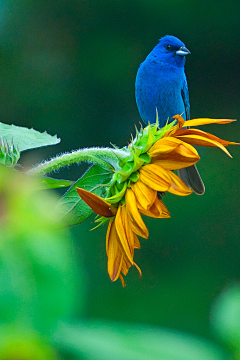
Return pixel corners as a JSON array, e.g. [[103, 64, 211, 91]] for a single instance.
[[135, 60, 186, 126]]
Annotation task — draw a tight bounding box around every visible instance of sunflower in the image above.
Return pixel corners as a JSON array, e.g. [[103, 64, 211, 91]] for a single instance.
[[77, 115, 238, 286]]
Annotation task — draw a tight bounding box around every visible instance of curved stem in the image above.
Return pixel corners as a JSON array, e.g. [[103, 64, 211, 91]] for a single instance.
[[27, 147, 127, 176]]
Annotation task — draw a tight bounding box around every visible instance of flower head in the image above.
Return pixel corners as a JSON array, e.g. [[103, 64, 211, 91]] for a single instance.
[[77, 115, 238, 286]]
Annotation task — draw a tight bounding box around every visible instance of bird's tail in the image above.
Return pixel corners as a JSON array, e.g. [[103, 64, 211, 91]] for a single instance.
[[178, 164, 205, 195]]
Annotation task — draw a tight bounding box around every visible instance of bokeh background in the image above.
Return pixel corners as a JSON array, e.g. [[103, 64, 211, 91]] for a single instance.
[[0, 0, 240, 358]]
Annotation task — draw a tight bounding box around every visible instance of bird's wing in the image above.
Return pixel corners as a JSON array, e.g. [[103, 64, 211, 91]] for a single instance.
[[181, 76, 190, 120], [178, 75, 205, 194]]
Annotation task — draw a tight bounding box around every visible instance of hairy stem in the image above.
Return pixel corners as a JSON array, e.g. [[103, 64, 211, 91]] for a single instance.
[[27, 147, 127, 176]]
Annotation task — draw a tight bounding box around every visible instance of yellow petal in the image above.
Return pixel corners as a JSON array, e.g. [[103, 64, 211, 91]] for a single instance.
[[76, 187, 117, 217], [106, 219, 123, 282], [184, 118, 236, 127], [131, 180, 157, 210], [115, 205, 134, 264], [166, 170, 192, 196], [125, 188, 149, 239], [173, 134, 233, 157], [106, 214, 138, 285], [151, 142, 200, 170], [148, 137, 181, 157], [138, 197, 170, 218], [139, 164, 171, 191], [118, 203, 140, 250], [174, 128, 239, 147]]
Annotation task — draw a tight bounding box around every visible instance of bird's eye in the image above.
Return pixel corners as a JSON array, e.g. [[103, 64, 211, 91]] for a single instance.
[[165, 45, 171, 51]]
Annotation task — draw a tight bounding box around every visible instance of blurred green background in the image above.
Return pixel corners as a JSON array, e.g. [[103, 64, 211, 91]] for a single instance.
[[0, 0, 240, 358]]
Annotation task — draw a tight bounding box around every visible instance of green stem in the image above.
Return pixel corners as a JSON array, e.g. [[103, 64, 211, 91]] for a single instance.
[[27, 147, 127, 176]]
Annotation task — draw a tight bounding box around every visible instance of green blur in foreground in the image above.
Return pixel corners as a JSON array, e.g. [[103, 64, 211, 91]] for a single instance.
[[0, 165, 239, 359]]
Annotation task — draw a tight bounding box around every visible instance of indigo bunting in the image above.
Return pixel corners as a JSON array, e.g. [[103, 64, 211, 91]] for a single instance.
[[135, 35, 205, 194]]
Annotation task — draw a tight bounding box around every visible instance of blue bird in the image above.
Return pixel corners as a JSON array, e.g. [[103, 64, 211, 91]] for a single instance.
[[135, 35, 205, 195]]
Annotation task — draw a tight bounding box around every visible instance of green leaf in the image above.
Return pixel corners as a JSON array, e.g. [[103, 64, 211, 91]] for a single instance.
[[57, 165, 112, 227], [37, 176, 72, 189], [53, 321, 229, 360], [0, 122, 60, 152]]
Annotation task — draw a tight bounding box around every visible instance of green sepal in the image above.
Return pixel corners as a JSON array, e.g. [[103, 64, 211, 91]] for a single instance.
[[139, 153, 151, 164], [129, 171, 139, 183], [116, 162, 134, 183], [93, 216, 110, 229], [131, 148, 145, 172], [106, 181, 127, 204], [138, 123, 155, 153]]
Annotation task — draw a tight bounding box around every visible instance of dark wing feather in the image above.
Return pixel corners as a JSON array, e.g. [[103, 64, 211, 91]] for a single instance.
[[181, 77, 190, 120], [178, 76, 205, 195]]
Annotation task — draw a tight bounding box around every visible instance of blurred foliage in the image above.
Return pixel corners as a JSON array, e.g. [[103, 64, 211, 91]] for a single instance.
[[0, 0, 240, 358], [0, 165, 234, 359], [211, 284, 240, 357]]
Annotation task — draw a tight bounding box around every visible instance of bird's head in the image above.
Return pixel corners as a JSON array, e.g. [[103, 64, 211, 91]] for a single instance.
[[151, 35, 190, 67]]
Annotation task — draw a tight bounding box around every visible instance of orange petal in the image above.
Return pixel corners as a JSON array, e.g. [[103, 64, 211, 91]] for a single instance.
[[148, 137, 181, 156], [184, 118, 236, 127], [125, 188, 149, 239], [163, 115, 185, 136], [131, 180, 157, 210], [172, 114, 185, 127], [172, 134, 233, 157], [138, 197, 170, 218], [76, 187, 117, 217], [166, 170, 192, 196], [139, 164, 171, 191], [106, 219, 123, 281]]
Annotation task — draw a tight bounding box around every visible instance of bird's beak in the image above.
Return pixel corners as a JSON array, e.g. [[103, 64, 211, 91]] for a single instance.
[[175, 46, 191, 56]]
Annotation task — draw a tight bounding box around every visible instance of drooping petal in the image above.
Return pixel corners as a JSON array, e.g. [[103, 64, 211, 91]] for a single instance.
[[138, 197, 170, 218], [106, 219, 123, 282], [133, 262, 142, 278], [76, 187, 117, 217], [134, 236, 141, 249], [173, 133, 233, 157], [125, 188, 149, 239], [131, 180, 157, 210], [119, 274, 126, 287], [148, 137, 182, 156], [174, 128, 239, 147], [106, 211, 140, 285], [115, 205, 134, 264], [151, 142, 200, 170], [139, 164, 171, 192], [166, 170, 193, 196], [120, 261, 142, 287], [184, 118, 236, 127]]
